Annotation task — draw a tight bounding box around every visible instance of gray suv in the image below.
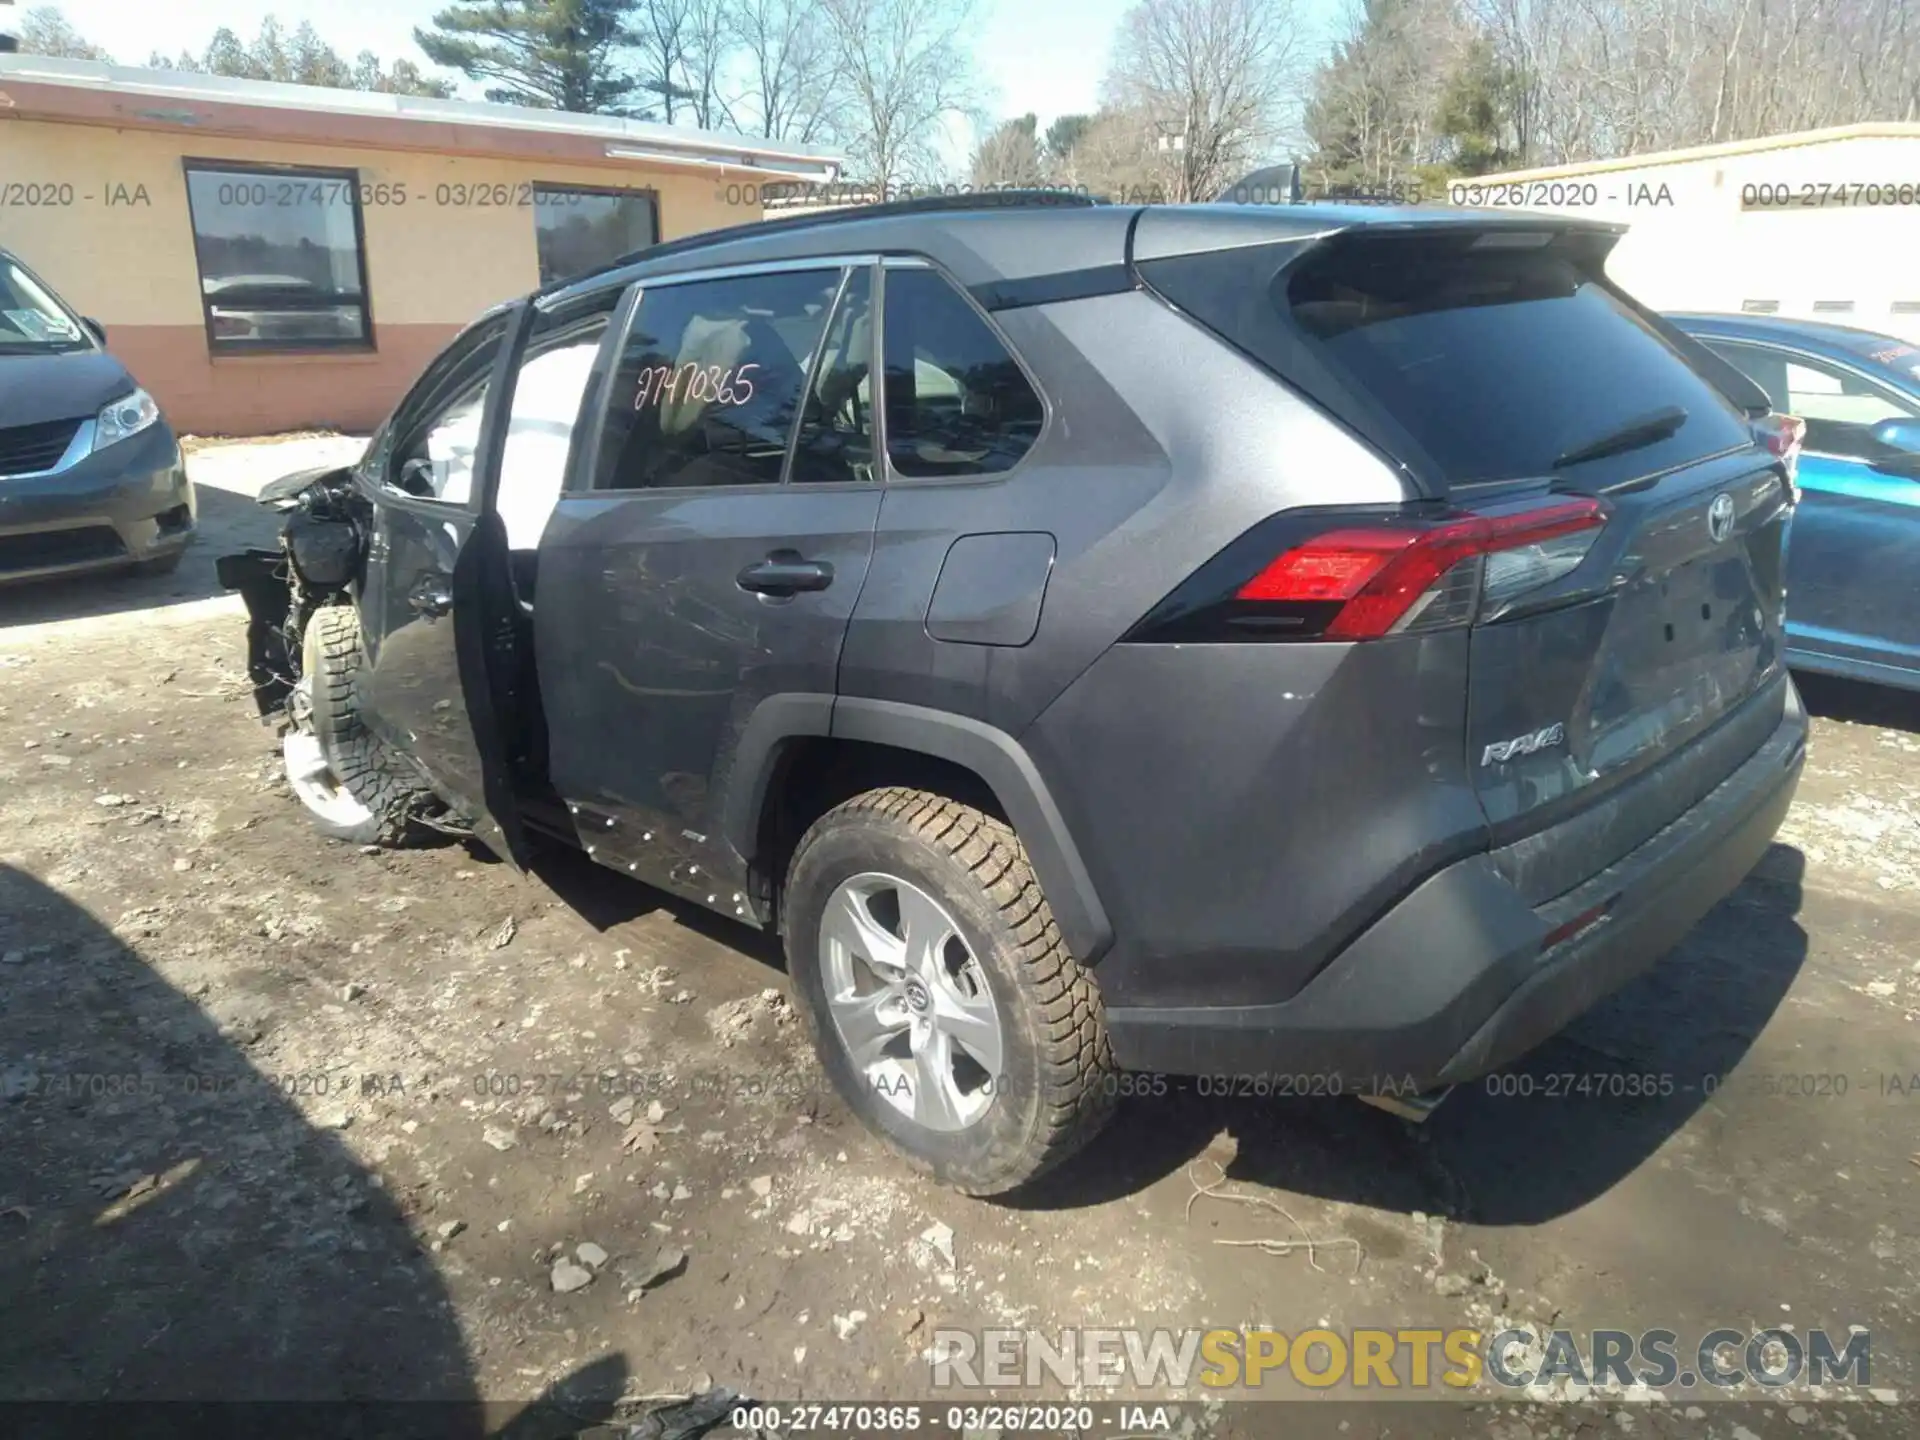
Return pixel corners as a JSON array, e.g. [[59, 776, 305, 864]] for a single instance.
[[222, 195, 1808, 1195]]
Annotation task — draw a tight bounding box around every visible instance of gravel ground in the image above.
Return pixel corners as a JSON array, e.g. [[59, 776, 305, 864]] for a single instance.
[[0, 440, 1915, 1440]]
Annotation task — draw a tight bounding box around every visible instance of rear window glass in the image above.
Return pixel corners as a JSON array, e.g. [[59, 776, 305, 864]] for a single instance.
[[1146, 235, 1753, 489]]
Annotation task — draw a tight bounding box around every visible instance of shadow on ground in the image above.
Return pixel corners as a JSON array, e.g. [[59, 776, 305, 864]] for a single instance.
[[1795, 669, 1920, 733], [0, 864, 632, 1436], [522, 820, 1810, 1229], [1016, 845, 1811, 1226], [513, 802, 1811, 1230], [528, 842, 787, 969], [0, 486, 277, 631]]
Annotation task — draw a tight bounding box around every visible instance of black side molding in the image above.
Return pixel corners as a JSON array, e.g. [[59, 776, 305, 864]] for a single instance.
[[720, 693, 838, 883], [970, 263, 1136, 313]]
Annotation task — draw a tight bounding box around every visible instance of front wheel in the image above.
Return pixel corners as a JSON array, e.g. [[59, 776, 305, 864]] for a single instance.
[[283, 606, 438, 845], [783, 788, 1116, 1195]]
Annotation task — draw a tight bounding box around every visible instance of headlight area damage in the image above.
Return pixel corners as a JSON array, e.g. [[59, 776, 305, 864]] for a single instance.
[[215, 469, 454, 845]]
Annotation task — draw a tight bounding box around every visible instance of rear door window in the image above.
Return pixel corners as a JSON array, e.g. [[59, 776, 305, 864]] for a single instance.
[[1142, 233, 1754, 491], [593, 268, 843, 490]]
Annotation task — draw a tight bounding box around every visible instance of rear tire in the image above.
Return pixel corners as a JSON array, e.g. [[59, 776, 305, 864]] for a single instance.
[[783, 787, 1116, 1196], [287, 606, 439, 846]]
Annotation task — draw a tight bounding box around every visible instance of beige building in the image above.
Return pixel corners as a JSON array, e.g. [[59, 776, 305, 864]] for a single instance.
[[1456, 124, 1920, 343], [0, 56, 839, 434]]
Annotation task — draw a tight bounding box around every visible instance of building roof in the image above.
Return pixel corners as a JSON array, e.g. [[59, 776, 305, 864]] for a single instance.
[[1471, 122, 1920, 186], [0, 55, 841, 181]]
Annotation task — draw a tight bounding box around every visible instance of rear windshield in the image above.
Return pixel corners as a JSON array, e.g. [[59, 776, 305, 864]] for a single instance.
[[1142, 233, 1753, 490]]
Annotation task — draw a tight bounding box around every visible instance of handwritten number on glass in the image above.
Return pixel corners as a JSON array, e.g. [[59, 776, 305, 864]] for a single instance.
[[634, 362, 760, 410]]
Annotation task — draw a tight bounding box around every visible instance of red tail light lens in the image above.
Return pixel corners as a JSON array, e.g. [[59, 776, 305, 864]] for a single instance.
[[1234, 499, 1608, 639]]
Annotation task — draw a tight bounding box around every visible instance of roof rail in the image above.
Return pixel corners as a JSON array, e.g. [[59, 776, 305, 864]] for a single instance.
[[538, 188, 1104, 298]]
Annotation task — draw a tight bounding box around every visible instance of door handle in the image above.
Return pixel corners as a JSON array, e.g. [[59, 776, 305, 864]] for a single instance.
[[408, 575, 454, 618], [737, 553, 834, 596]]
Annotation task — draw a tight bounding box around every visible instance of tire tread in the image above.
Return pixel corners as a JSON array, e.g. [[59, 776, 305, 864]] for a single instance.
[[304, 606, 438, 846], [796, 786, 1117, 1193]]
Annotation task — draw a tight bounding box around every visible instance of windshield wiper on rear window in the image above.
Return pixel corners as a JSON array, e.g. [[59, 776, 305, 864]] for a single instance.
[[1552, 404, 1688, 469]]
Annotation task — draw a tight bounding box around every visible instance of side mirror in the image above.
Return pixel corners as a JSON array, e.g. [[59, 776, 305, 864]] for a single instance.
[[1869, 417, 1920, 478], [398, 456, 439, 497], [82, 317, 107, 345], [1869, 417, 1920, 454]]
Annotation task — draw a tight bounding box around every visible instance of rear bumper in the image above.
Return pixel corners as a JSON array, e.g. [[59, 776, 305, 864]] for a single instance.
[[1105, 679, 1808, 1087], [0, 423, 193, 584]]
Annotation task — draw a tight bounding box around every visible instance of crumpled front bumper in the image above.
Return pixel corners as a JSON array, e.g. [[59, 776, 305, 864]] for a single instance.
[[216, 547, 297, 719]]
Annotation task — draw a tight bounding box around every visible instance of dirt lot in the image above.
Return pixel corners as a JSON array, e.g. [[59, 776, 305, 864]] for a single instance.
[[1, 441, 1917, 1439]]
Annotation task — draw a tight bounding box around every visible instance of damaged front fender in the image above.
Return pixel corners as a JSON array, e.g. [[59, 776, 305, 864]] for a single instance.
[[218, 463, 370, 720]]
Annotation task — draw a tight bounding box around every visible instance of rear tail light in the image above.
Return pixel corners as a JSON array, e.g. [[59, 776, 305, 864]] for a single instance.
[[1753, 412, 1805, 488], [1231, 499, 1609, 639]]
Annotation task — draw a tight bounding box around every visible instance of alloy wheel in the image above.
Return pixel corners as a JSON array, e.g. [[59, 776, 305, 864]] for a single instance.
[[817, 871, 1005, 1132], [282, 676, 378, 832]]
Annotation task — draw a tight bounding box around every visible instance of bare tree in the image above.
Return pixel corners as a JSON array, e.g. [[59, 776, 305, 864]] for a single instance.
[[678, 0, 737, 129], [816, 0, 983, 187], [628, 0, 703, 121], [1445, 0, 1920, 169], [1104, 0, 1311, 201], [18, 6, 114, 60], [1305, 0, 1472, 190], [156, 14, 453, 96], [731, 0, 845, 141]]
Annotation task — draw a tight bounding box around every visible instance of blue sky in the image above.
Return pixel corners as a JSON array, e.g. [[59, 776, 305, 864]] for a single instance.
[[51, 0, 1337, 153]]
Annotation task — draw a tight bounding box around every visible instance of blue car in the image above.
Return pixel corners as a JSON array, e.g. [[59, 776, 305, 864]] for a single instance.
[[1672, 314, 1920, 692]]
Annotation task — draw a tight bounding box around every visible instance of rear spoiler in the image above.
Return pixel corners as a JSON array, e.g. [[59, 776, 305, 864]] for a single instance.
[[1129, 204, 1628, 265]]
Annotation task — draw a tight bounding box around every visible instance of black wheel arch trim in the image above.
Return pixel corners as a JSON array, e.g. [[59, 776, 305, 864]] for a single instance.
[[721, 694, 1114, 964], [721, 692, 838, 886]]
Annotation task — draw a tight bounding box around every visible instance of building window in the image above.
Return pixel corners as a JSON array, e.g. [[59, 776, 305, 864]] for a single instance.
[[182, 161, 372, 353], [534, 185, 658, 285]]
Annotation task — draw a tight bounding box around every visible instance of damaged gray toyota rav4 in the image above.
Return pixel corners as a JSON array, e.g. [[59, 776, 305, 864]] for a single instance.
[[221, 194, 1808, 1195]]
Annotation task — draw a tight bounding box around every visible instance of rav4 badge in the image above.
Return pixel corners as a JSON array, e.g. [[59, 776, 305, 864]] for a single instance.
[[1482, 723, 1567, 766]]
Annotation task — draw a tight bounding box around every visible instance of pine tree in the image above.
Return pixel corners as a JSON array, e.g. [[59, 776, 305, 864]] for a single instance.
[[415, 0, 642, 113]]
